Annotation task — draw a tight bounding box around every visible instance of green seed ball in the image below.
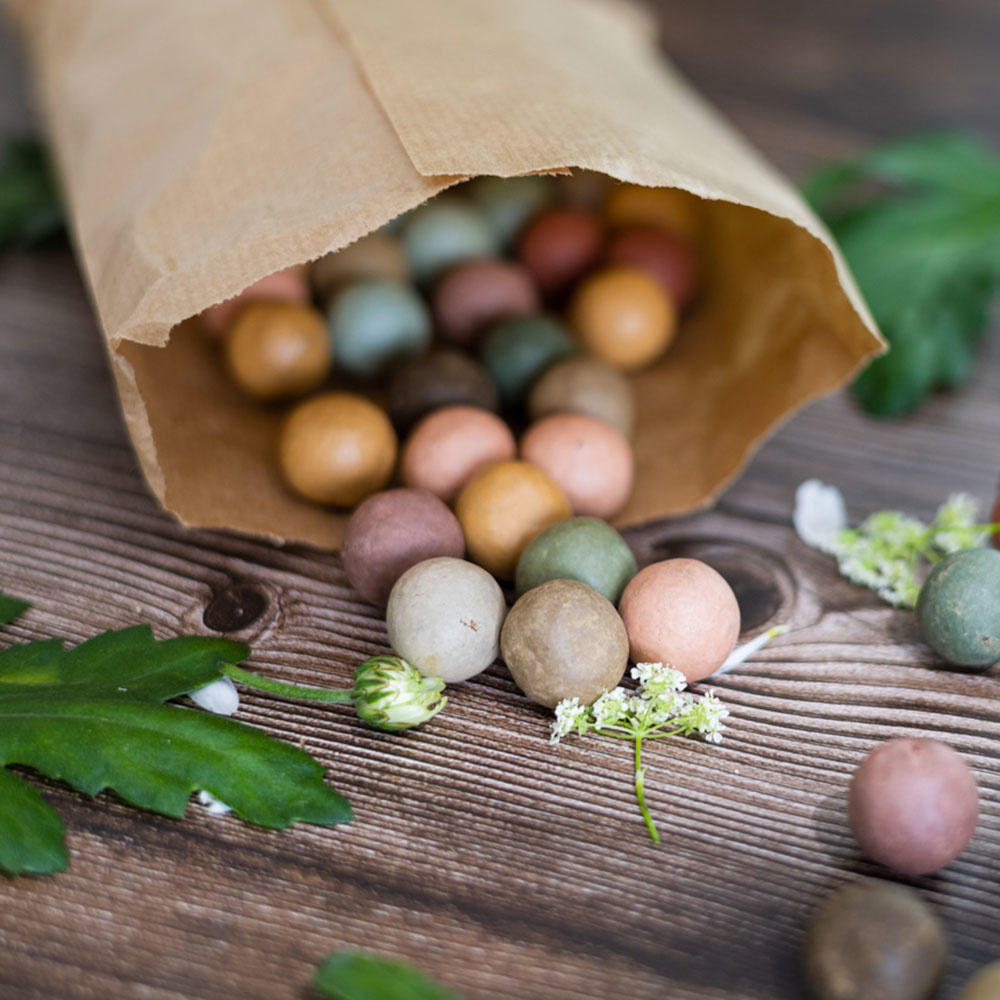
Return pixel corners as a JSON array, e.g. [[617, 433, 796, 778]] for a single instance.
[[401, 200, 499, 283], [515, 517, 637, 605], [327, 279, 431, 381], [480, 316, 575, 407], [916, 548, 1000, 668], [468, 175, 554, 247]]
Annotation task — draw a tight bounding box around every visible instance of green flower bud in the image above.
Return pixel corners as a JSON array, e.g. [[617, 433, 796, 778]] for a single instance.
[[351, 655, 447, 732]]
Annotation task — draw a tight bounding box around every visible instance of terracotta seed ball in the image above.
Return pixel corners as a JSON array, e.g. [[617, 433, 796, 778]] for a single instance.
[[224, 301, 331, 400], [402, 406, 516, 504], [455, 460, 572, 578], [386, 557, 507, 682], [201, 265, 309, 337], [605, 225, 699, 308], [618, 558, 740, 681], [432, 257, 539, 346], [279, 392, 397, 507], [387, 349, 500, 434], [848, 737, 979, 876], [401, 199, 499, 283], [604, 183, 703, 243], [310, 231, 409, 304], [501, 580, 629, 709], [570, 266, 677, 372], [468, 175, 554, 247], [515, 207, 603, 296], [341, 489, 465, 608], [803, 880, 947, 1000], [479, 316, 576, 408], [528, 356, 636, 438], [957, 962, 1000, 1000], [521, 414, 634, 520]]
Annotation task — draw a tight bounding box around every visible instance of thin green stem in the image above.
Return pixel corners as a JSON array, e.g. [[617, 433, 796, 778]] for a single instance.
[[223, 664, 354, 703], [634, 736, 660, 845]]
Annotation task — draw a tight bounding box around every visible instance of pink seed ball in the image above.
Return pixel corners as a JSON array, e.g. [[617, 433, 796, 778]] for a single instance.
[[432, 257, 539, 346], [402, 405, 517, 504], [618, 559, 740, 681], [201, 266, 310, 337], [604, 225, 698, 307], [341, 488, 466, 608], [848, 738, 979, 876], [520, 413, 634, 519]]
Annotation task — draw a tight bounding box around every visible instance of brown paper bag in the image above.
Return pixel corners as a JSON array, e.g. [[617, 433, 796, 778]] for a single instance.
[[6, 0, 882, 548]]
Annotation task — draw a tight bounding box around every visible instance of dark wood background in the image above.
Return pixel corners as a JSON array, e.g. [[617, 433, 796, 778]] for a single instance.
[[2, 1, 1000, 997]]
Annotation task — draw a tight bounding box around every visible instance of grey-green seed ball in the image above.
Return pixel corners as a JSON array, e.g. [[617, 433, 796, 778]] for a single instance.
[[468, 175, 554, 247], [916, 548, 1000, 668], [515, 517, 637, 605], [480, 316, 575, 407], [401, 200, 499, 283], [327, 279, 431, 380]]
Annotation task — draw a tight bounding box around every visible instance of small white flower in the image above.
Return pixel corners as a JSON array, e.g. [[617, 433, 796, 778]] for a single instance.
[[794, 480, 848, 552], [197, 790, 232, 815], [188, 676, 239, 716], [550, 697, 589, 743], [592, 688, 628, 729]]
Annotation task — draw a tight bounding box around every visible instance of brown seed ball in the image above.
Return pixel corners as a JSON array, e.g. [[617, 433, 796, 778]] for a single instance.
[[528, 356, 636, 438], [501, 580, 628, 708], [223, 302, 331, 400], [521, 414, 634, 519], [310, 231, 409, 304], [848, 738, 979, 876], [201, 266, 309, 337], [515, 207, 603, 296], [569, 266, 677, 372], [957, 962, 1000, 1000], [432, 258, 539, 346], [402, 406, 516, 504], [387, 349, 500, 434], [279, 392, 397, 507], [803, 880, 946, 1000], [604, 183, 702, 243], [455, 460, 572, 578], [618, 559, 740, 681], [341, 489, 465, 607], [605, 225, 698, 308]]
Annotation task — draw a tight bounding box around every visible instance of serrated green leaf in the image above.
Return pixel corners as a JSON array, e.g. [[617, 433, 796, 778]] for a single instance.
[[0, 593, 30, 627], [315, 952, 463, 1000], [0, 768, 68, 876]]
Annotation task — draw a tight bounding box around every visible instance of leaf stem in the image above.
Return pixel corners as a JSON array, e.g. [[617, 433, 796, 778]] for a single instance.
[[222, 664, 354, 704], [634, 735, 660, 845]]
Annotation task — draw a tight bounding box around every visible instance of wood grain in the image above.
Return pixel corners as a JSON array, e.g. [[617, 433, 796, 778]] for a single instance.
[[2, 2, 1000, 998]]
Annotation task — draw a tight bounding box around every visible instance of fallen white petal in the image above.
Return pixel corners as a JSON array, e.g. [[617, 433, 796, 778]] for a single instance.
[[188, 676, 239, 716], [197, 790, 232, 815], [794, 479, 847, 552]]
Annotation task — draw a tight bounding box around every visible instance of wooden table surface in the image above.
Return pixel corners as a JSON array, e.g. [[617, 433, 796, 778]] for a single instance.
[[2, 2, 999, 998]]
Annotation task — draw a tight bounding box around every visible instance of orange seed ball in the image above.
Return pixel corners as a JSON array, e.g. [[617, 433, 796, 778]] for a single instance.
[[569, 266, 676, 371], [604, 183, 702, 243], [455, 461, 572, 578], [279, 392, 397, 507], [224, 301, 331, 400]]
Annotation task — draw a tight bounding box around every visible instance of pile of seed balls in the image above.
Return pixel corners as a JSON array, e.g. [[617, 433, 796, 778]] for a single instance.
[[201, 173, 742, 706]]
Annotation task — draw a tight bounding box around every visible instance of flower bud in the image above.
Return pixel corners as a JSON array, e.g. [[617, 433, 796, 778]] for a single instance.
[[351, 655, 447, 731]]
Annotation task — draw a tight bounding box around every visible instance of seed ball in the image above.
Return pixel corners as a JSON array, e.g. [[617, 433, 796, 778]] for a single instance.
[[521, 414, 634, 519], [201, 266, 309, 337], [341, 489, 465, 607], [387, 349, 500, 434], [326, 279, 431, 381], [401, 200, 499, 283], [402, 406, 516, 504], [468, 175, 554, 246], [604, 183, 702, 243], [528, 356, 636, 438], [455, 460, 572, 578], [992, 494, 1000, 550], [803, 880, 946, 1000], [605, 225, 698, 307], [570, 266, 677, 372], [915, 548, 1000, 668], [515, 517, 637, 605], [479, 316, 576, 407], [279, 392, 397, 507], [559, 170, 612, 211], [223, 301, 331, 400], [515, 207, 603, 296], [310, 231, 409, 304], [432, 258, 539, 346], [386, 556, 507, 682], [848, 737, 978, 876], [957, 962, 1000, 1000], [501, 580, 629, 708], [618, 559, 740, 681]]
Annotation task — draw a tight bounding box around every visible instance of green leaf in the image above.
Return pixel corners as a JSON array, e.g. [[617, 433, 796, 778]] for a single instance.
[[0, 593, 30, 627], [0, 627, 351, 876], [0, 768, 67, 876], [804, 131, 1000, 417], [0, 138, 64, 250], [315, 952, 463, 1000]]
